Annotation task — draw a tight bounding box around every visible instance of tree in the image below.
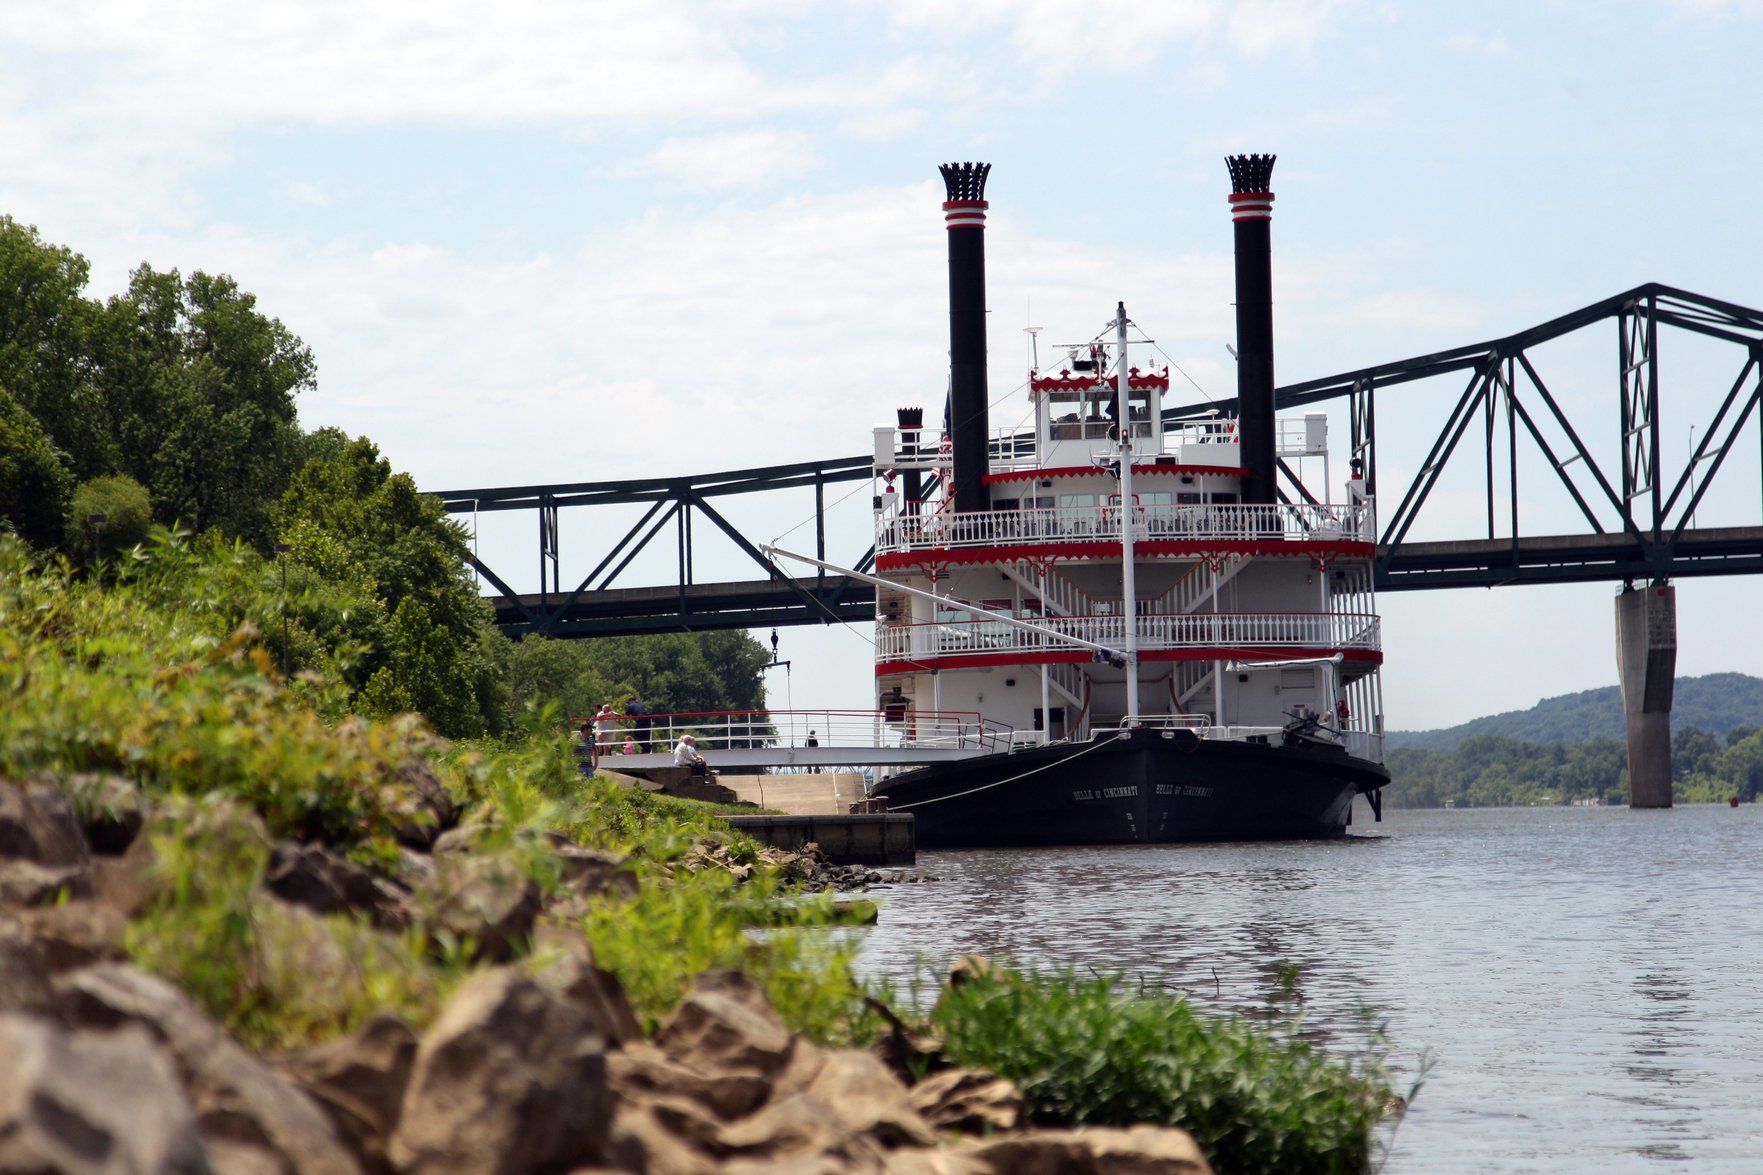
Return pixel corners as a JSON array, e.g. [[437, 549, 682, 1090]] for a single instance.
[[68, 475, 153, 561], [276, 432, 505, 738], [0, 384, 72, 547], [94, 266, 313, 546], [0, 217, 109, 478]]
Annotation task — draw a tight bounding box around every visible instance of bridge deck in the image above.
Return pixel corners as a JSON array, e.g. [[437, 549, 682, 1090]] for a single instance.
[[489, 526, 1763, 636]]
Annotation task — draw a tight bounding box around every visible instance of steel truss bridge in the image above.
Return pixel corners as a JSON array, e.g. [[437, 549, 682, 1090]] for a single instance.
[[434, 284, 1763, 639]]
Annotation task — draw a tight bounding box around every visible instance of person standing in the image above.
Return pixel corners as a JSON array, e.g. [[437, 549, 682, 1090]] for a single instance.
[[625, 696, 652, 753], [593, 704, 620, 766]]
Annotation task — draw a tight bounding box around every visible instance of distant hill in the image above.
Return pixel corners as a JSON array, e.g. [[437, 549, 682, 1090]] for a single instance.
[[1387, 673, 1763, 751]]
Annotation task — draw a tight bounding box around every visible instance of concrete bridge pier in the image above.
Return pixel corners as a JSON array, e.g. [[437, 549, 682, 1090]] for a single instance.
[[1615, 583, 1676, 808]]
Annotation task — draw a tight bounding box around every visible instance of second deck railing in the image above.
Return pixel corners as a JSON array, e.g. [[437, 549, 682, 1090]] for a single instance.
[[875, 611, 1382, 662], [876, 502, 1373, 556]]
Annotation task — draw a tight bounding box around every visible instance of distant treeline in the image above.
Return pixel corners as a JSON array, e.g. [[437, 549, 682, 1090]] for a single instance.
[[1386, 724, 1763, 808], [0, 214, 768, 737], [1387, 672, 1763, 751]]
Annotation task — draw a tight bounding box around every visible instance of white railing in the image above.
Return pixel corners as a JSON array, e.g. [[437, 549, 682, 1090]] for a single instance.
[[886, 422, 1239, 473], [876, 502, 1373, 556], [1199, 724, 1385, 765], [572, 708, 1015, 757], [874, 611, 1381, 662]]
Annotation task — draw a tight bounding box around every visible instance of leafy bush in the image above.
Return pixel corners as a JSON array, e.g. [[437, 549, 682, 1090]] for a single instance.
[[934, 968, 1392, 1174], [0, 384, 72, 547], [69, 474, 153, 560]]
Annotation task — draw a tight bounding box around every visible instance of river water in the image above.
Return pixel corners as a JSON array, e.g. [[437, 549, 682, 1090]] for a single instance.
[[855, 805, 1763, 1171]]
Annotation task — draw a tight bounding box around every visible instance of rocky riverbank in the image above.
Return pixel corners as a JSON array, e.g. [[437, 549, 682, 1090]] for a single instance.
[[1, 772, 1213, 1173]]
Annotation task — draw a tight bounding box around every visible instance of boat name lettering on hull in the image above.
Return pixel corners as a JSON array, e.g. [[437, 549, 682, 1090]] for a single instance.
[[1072, 786, 1140, 801], [1156, 784, 1215, 797]]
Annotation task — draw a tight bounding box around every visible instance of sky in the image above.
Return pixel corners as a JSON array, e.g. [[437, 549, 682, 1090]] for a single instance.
[[5, 0, 1763, 730]]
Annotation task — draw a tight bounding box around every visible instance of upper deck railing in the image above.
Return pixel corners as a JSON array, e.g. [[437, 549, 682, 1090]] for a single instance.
[[876, 501, 1374, 557], [875, 611, 1382, 662]]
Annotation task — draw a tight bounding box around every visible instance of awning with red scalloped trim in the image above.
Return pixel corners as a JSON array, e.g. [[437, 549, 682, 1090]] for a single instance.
[[983, 464, 1248, 486]]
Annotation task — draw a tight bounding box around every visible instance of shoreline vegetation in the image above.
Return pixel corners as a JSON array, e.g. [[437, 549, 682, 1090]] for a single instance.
[[0, 218, 1405, 1171], [0, 533, 1404, 1173]]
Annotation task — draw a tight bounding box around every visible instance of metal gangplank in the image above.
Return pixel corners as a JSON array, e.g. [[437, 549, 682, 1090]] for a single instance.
[[575, 708, 1019, 771]]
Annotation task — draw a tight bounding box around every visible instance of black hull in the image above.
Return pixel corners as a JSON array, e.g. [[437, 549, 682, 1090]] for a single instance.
[[881, 730, 1390, 848]]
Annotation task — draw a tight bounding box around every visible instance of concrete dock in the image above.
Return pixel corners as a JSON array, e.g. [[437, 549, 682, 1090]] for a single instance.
[[723, 812, 915, 867]]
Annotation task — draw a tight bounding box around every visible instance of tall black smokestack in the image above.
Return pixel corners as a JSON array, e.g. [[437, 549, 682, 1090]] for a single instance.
[[940, 162, 991, 513], [1227, 153, 1277, 505]]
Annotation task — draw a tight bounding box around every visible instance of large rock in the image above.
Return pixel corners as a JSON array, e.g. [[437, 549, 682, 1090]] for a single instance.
[[957, 1126, 1213, 1174], [713, 1091, 890, 1171], [390, 967, 612, 1173], [0, 917, 56, 1015], [16, 899, 128, 972], [55, 963, 364, 1174], [386, 761, 457, 851], [533, 947, 642, 1048], [263, 841, 384, 921], [657, 970, 798, 1079], [430, 855, 541, 963], [802, 1049, 937, 1149], [56, 772, 149, 854], [0, 1014, 210, 1173], [0, 780, 93, 905], [279, 1013, 417, 1173], [607, 1042, 771, 1121], [909, 1067, 1025, 1135]]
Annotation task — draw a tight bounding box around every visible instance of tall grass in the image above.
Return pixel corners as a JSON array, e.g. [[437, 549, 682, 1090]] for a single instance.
[[934, 968, 1394, 1174]]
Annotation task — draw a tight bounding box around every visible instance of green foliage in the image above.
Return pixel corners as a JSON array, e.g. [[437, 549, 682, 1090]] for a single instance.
[[93, 265, 313, 545], [934, 969, 1391, 1174], [1677, 726, 1763, 802], [0, 384, 71, 546], [126, 795, 462, 1051], [0, 533, 432, 852], [581, 866, 878, 1044], [68, 474, 153, 559], [1386, 735, 1628, 808], [276, 431, 506, 738], [0, 216, 109, 479], [1388, 673, 1763, 751]]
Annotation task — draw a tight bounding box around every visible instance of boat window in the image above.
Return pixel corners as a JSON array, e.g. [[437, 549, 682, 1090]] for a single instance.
[[1139, 491, 1173, 506], [1209, 492, 1239, 504], [1022, 496, 1054, 510], [1177, 492, 1202, 504], [992, 498, 1018, 511], [1057, 494, 1093, 509]]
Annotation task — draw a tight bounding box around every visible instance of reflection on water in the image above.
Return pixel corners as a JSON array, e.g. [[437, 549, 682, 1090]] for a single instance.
[[856, 806, 1763, 1172]]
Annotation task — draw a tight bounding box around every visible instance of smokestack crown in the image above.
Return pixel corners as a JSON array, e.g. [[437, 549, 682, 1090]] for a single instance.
[[1226, 153, 1276, 194], [939, 162, 992, 203]]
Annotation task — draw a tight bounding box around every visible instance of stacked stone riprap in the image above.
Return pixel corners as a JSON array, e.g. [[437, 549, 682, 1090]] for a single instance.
[[0, 775, 1212, 1173]]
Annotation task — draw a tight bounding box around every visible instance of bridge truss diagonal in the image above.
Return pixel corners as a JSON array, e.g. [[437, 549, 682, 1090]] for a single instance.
[[434, 284, 1763, 638]]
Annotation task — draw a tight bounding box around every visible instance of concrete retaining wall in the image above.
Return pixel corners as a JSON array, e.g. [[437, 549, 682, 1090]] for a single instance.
[[724, 814, 915, 867]]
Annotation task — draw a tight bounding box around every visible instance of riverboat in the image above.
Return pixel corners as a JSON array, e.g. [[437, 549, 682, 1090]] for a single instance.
[[776, 156, 1389, 847]]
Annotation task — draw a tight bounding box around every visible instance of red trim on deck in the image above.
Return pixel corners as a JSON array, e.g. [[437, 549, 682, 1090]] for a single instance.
[[983, 464, 1247, 485], [875, 648, 1383, 677], [875, 538, 1375, 572], [1030, 367, 1170, 393]]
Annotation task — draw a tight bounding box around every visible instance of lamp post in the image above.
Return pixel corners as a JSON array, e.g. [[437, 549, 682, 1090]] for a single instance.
[[85, 513, 107, 570], [274, 542, 292, 678]]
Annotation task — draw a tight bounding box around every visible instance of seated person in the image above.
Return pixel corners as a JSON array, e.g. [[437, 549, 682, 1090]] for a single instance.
[[673, 733, 712, 778]]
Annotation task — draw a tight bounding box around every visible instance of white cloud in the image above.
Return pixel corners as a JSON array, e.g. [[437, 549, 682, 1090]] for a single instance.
[[644, 130, 821, 190], [1441, 31, 1516, 56]]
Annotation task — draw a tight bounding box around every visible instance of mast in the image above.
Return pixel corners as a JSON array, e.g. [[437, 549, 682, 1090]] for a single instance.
[[1115, 302, 1140, 721]]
